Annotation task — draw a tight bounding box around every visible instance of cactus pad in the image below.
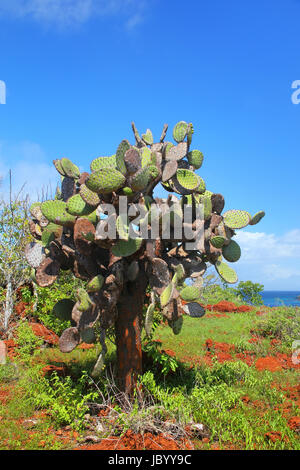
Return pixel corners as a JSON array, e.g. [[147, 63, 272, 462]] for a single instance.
[[222, 240, 241, 262], [215, 260, 238, 284], [116, 140, 130, 175], [145, 303, 155, 337], [173, 121, 188, 143], [210, 236, 226, 248], [183, 302, 205, 318], [87, 274, 104, 292], [81, 327, 96, 344], [25, 242, 46, 268], [165, 142, 188, 161], [59, 327, 80, 353], [249, 211, 265, 226], [179, 285, 201, 302], [187, 150, 204, 169], [112, 237, 143, 257], [41, 200, 76, 226], [142, 129, 154, 145], [53, 159, 67, 176], [80, 184, 101, 207], [90, 155, 116, 172], [162, 160, 178, 182], [124, 148, 141, 174], [130, 167, 150, 191], [66, 194, 94, 216], [36, 257, 60, 287], [53, 299, 75, 321], [175, 169, 201, 191], [160, 281, 175, 308], [223, 210, 251, 229], [86, 168, 125, 194], [60, 158, 80, 179], [169, 316, 183, 335]]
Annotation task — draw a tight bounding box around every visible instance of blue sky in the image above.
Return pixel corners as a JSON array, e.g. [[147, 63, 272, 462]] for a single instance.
[[0, 0, 300, 290]]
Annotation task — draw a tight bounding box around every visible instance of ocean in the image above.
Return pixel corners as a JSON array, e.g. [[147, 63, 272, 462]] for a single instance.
[[261, 291, 300, 307]]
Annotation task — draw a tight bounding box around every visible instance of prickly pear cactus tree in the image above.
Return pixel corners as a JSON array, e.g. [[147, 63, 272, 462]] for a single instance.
[[25, 121, 265, 395]]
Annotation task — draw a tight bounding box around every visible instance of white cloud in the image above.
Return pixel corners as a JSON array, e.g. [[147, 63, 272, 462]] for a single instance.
[[233, 229, 300, 289], [234, 230, 300, 261], [0, 0, 146, 28], [0, 140, 58, 202]]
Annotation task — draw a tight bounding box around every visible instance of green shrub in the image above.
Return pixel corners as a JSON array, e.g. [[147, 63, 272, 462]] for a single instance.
[[34, 271, 85, 335], [233, 281, 264, 306]]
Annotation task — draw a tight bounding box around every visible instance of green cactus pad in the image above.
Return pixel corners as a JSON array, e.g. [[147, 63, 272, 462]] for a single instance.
[[210, 236, 226, 248], [86, 168, 126, 194], [179, 285, 201, 302], [249, 211, 265, 226], [66, 194, 94, 217], [173, 121, 188, 143], [140, 147, 152, 168], [76, 288, 93, 312], [142, 129, 154, 145], [222, 240, 241, 262], [163, 142, 174, 158], [223, 210, 251, 229], [187, 150, 204, 169], [41, 200, 76, 226], [215, 260, 238, 284], [116, 214, 130, 240], [122, 187, 134, 196], [116, 140, 130, 175], [160, 282, 175, 308], [79, 184, 101, 207], [87, 274, 104, 293], [169, 316, 183, 335], [85, 210, 99, 225], [81, 328, 96, 344], [194, 176, 206, 194], [112, 237, 143, 257], [175, 169, 201, 191], [148, 165, 159, 180], [53, 159, 67, 177], [145, 303, 155, 337], [53, 299, 75, 321], [90, 155, 116, 172], [130, 167, 150, 191], [60, 158, 80, 179], [41, 223, 62, 247]]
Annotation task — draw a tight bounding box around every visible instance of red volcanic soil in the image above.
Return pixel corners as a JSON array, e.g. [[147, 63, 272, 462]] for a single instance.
[[204, 301, 254, 313], [75, 430, 193, 450], [28, 323, 59, 345]]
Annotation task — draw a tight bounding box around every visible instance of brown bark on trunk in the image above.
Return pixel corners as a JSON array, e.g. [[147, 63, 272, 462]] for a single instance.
[[115, 267, 147, 397]]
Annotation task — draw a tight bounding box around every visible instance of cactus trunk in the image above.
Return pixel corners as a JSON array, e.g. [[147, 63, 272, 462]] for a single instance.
[[115, 272, 147, 396]]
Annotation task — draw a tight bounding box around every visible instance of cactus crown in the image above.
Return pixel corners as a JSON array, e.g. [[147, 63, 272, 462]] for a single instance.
[[26, 120, 265, 355]]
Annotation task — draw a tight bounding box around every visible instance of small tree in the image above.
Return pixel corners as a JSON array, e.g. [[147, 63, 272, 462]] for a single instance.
[[0, 172, 31, 332], [24, 121, 265, 395], [233, 280, 264, 305]]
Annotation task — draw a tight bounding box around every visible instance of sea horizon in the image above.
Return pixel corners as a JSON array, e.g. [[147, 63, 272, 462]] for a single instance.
[[261, 290, 300, 307]]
